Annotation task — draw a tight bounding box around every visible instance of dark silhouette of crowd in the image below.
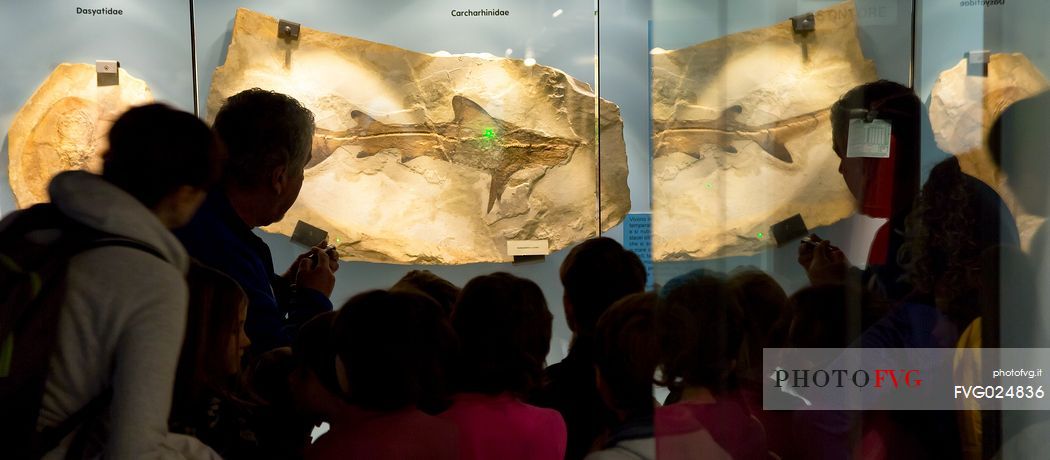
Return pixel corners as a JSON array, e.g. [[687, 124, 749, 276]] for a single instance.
[[1, 83, 1046, 459]]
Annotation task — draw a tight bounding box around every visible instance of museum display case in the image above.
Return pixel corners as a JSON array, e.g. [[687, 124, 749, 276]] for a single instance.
[[0, 0, 640, 364], [2, 0, 1048, 391]]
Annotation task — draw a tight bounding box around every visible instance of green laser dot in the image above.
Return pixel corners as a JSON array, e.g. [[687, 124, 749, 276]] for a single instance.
[[757, 232, 764, 239], [483, 128, 496, 139]]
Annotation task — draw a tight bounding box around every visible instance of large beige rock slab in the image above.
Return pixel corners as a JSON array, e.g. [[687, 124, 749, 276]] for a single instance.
[[7, 63, 153, 207], [209, 8, 629, 264], [929, 53, 1050, 251], [651, 1, 876, 261]]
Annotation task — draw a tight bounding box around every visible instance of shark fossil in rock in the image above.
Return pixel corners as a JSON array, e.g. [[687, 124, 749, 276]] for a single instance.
[[311, 95, 580, 213], [653, 105, 828, 163]]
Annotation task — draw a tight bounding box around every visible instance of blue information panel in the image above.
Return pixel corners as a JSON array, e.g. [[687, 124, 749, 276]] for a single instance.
[[623, 212, 653, 290]]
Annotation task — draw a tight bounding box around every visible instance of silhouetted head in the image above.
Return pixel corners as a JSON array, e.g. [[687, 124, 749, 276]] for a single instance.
[[212, 88, 315, 225], [392, 270, 461, 318], [727, 268, 789, 348], [560, 237, 646, 339], [830, 80, 922, 222], [452, 272, 552, 397], [102, 103, 224, 226], [246, 346, 295, 408], [594, 292, 658, 420], [988, 90, 1050, 216], [333, 290, 457, 412], [656, 270, 744, 394]]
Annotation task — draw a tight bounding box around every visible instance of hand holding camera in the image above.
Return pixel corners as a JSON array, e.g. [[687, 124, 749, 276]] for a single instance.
[[797, 234, 849, 285], [287, 241, 339, 296]]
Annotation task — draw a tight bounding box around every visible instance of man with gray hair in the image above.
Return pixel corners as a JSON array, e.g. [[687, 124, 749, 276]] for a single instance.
[[177, 88, 338, 354]]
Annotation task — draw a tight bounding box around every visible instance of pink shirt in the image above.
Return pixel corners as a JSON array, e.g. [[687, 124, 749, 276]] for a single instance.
[[306, 407, 459, 460], [655, 398, 768, 460], [439, 393, 567, 460]]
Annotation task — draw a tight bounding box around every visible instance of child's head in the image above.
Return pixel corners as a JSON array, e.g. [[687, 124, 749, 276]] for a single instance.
[[787, 284, 858, 349], [727, 269, 788, 343], [656, 270, 744, 394], [452, 272, 552, 396], [594, 292, 658, 420], [178, 263, 250, 403], [333, 290, 457, 412], [289, 312, 343, 421], [391, 270, 460, 317], [560, 237, 647, 338]]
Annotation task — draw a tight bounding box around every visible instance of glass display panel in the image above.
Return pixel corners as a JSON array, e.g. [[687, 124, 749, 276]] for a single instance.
[[650, 0, 914, 292], [648, 1, 1049, 458]]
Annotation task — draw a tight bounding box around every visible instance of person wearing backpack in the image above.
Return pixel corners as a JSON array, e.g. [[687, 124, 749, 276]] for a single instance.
[[0, 103, 225, 458]]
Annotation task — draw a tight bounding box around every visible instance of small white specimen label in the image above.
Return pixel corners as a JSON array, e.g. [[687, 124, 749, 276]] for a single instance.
[[507, 240, 550, 256]]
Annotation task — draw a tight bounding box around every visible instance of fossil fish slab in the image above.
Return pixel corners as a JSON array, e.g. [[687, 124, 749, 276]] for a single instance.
[[208, 8, 629, 264], [651, 0, 876, 260], [6, 63, 153, 208]]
